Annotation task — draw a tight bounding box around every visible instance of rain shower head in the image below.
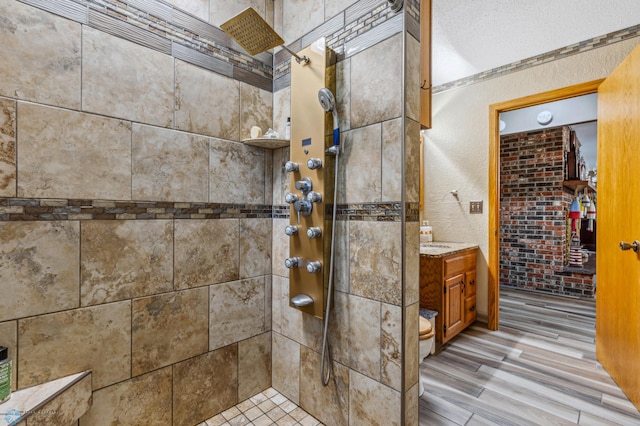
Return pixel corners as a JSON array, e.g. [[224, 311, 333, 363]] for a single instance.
[[220, 8, 309, 64], [318, 88, 340, 147]]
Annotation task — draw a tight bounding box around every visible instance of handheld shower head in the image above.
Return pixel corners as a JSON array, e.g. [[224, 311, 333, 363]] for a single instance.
[[318, 88, 336, 113], [318, 88, 340, 147]]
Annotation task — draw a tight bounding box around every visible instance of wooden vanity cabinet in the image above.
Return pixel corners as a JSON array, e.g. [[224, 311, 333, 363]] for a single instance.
[[420, 249, 477, 345]]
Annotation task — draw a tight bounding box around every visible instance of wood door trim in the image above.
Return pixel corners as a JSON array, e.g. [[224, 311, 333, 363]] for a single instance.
[[487, 79, 604, 330]]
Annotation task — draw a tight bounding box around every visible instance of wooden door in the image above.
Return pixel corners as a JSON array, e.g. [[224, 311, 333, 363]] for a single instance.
[[596, 43, 640, 410], [444, 274, 464, 342]]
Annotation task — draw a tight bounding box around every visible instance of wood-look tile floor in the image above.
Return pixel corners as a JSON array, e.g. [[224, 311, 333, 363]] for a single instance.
[[419, 288, 640, 425]]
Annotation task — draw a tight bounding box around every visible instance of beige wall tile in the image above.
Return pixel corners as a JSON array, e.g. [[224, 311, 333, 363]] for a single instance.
[[405, 382, 420, 426], [271, 148, 291, 206], [273, 0, 283, 38], [82, 27, 174, 128], [349, 370, 401, 426], [18, 301, 131, 390], [173, 346, 238, 426], [174, 219, 239, 289], [168, 0, 209, 21], [272, 218, 290, 278], [282, 0, 324, 43], [240, 83, 273, 140], [209, 139, 266, 204], [273, 88, 291, 140], [0, 321, 17, 392], [405, 221, 420, 306], [334, 221, 350, 294], [271, 275, 285, 334], [175, 61, 239, 140], [238, 332, 272, 401], [132, 124, 209, 202], [341, 124, 382, 203], [272, 333, 300, 404], [79, 367, 172, 426], [0, 221, 79, 322], [381, 303, 402, 391], [209, 277, 266, 350], [265, 274, 273, 329], [336, 59, 351, 132], [405, 118, 421, 204], [240, 218, 272, 279], [16, 103, 132, 200], [382, 118, 402, 201], [0, 98, 16, 197], [351, 34, 402, 128], [330, 293, 381, 380], [29, 373, 92, 426], [324, 0, 358, 20], [0, 1, 81, 109], [405, 34, 421, 123], [300, 346, 349, 426], [210, 0, 267, 27], [80, 220, 174, 306], [404, 302, 419, 392], [132, 288, 208, 376], [349, 221, 402, 306]]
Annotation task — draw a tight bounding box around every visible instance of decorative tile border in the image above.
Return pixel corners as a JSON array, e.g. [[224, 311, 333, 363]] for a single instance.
[[0, 198, 273, 220], [433, 24, 640, 94], [0, 198, 414, 221]]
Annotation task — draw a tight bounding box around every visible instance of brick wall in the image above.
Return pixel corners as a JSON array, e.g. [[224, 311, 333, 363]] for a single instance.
[[500, 127, 595, 297]]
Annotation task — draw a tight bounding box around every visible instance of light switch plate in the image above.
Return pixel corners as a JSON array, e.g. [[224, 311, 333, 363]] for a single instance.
[[470, 201, 483, 214]]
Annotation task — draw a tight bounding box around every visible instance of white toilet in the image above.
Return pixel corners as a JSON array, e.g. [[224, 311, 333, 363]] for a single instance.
[[418, 312, 436, 397]]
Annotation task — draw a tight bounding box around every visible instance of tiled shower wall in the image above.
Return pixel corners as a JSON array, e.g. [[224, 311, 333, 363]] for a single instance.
[[0, 0, 423, 425], [500, 127, 595, 297], [270, 1, 421, 425], [0, 1, 274, 425]]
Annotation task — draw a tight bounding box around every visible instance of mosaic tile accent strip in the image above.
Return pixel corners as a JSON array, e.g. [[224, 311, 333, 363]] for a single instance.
[[0, 199, 413, 222], [17, 0, 273, 91], [433, 24, 640, 94], [0, 198, 273, 221]]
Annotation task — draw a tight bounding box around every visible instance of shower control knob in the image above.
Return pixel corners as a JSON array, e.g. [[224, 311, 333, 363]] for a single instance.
[[307, 261, 322, 273], [307, 227, 322, 239], [295, 177, 312, 195], [284, 257, 302, 269], [285, 193, 299, 204], [285, 225, 299, 236], [307, 191, 322, 203], [307, 158, 323, 170], [285, 161, 299, 173], [294, 199, 312, 216]]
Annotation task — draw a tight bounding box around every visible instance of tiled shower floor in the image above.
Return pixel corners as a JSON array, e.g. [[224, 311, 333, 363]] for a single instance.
[[199, 388, 324, 426]]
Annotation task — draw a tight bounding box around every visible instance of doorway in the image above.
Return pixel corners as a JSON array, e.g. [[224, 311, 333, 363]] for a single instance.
[[487, 80, 603, 330]]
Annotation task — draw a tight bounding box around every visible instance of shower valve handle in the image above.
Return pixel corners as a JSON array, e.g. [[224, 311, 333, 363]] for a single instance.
[[285, 225, 298, 236], [285, 161, 299, 173], [307, 261, 322, 273], [284, 257, 302, 269], [307, 227, 322, 239], [295, 177, 312, 195], [307, 158, 323, 170], [307, 192, 322, 203], [285, 193, 299, 204]]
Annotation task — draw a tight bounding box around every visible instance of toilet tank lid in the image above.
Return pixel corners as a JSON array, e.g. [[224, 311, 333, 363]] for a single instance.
[[419, 308, 438, 319]]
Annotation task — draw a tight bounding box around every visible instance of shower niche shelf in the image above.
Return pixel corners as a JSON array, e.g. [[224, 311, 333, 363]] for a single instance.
[[242, 138, 289, 149]]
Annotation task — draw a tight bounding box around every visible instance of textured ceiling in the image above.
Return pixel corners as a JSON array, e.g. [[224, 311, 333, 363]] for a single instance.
[[432, 0, 640, 86]]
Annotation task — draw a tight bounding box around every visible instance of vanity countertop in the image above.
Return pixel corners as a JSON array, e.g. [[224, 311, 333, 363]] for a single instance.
[[420, 242, 479, 258]]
